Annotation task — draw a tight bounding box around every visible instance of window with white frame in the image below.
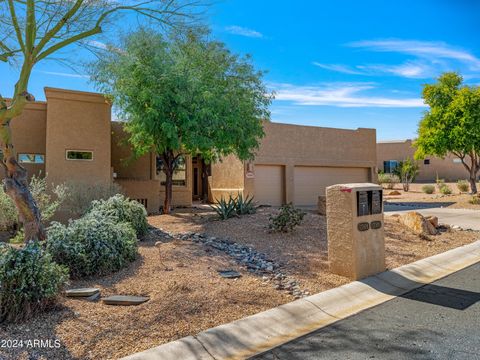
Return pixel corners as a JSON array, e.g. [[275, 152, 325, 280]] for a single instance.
[[66, 150, 93, 161]]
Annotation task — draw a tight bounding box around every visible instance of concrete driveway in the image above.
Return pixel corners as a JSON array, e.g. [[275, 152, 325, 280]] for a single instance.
[[385, 204, 480, 231]]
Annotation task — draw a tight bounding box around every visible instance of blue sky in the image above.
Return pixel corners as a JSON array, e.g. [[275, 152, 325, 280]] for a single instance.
[[1, 0, 479, 140]]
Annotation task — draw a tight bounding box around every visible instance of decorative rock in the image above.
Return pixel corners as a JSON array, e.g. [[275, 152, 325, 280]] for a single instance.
[[65, 288, 100, 298], [102, 295, 150, 306], [218, 270, 242, 279], [399, 211, 437, 236], [425, 215, 439, 228], [388, 190, 402, 196]]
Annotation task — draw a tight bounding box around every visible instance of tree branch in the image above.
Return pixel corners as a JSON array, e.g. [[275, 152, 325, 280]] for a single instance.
[[25, 0, 36, 53], [36, 25, 101, 61], [7, 0, 25, 52]]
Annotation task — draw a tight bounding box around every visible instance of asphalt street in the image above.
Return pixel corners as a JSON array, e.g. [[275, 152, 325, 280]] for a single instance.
[[252, 263, 480, 360]]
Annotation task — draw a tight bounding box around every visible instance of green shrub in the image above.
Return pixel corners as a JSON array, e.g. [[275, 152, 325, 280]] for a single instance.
[[421, 185, 435, 194], [0, 187, 17, 231], [0, 242, 68, 323], [211, 196, 237, 220], [436, 178, 446, 190], [440, 184, 452, 195], [61, 181, 124, 218], [234, 193, 256, 215], [88, 194, 148, 236], [46, 216, 137, 278], [457, 180, 469, 193], [268, 203, 306, 232], [0, 175, 66, 234], [469, 196, 480, 205], [378, 173, 400, 189]]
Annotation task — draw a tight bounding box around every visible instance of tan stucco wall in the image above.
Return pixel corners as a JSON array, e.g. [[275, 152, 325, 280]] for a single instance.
[[1, 102, 47, 180], [211, 121, 377, 204], [377, 140, 466, 182], [44, 88, 112, 186], [209, 154, 245, 202]]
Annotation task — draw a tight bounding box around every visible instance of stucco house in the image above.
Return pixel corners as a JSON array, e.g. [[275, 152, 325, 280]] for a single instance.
[[377, 140, 468, 182], [1, 87, 378, 213]]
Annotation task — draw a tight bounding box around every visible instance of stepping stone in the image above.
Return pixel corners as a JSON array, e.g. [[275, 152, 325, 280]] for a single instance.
[[102, 295, 150, 306], [83, 292, 101, 302], [65, 288, 100, 297], [218, 270, 242, 279]]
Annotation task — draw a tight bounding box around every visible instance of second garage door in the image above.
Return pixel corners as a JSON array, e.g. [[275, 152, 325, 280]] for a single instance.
[[254, 165, 284, 206], [294, 166, 369, 206]]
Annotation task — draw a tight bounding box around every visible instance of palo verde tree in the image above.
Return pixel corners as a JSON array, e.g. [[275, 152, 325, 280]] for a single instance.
[[415, 72, 480, 194], [0, 0, 203, 241], [91, 29, 272, 214]]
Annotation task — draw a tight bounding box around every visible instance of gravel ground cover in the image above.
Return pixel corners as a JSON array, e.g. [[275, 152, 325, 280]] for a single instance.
[[1, 206, 478, 360]]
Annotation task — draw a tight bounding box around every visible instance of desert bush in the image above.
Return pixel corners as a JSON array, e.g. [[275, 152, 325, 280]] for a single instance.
[[46, 216, 137, 278], [234, 193, 256, 215], [393, 158, 419, 192], [29, 175, 67, 222], [421, 185, 435, 194], [61, 181, 124, 218], [87, 194, 148, 236], [457, 180, 469, 193], [377, 173, 400, 189], [440, 184, 452, 195], [211, 196, 237, 220], [0, 242, 68, 323], [0, 175, 66, 234], [268, 203, 306, 232], [0, 187, 17, 231], [436, 178, 446, 190], [469, 196, 480, 205]]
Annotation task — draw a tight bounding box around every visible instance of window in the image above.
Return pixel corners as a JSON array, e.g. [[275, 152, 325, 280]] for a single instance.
[[453, 158, 462, 164], [156, 155, 187, 186], [383, 160, 399, 174], [66, 150, 93, 161], [18, 153, 44, 164], [424, 159, 430, 165]]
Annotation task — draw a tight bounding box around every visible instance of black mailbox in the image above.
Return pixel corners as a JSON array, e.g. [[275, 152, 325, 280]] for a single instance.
[[357, 190, 383, 217]]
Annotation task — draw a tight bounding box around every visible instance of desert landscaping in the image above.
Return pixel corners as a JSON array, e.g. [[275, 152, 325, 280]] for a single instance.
[[1, 205, 478, 360]]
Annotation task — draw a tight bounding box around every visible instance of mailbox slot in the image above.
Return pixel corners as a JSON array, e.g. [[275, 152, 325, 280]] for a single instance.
[[357, 190, 383, 217]]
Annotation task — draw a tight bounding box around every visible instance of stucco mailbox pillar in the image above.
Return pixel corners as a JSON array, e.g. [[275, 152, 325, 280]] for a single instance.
[[326, 183, 385, 280]]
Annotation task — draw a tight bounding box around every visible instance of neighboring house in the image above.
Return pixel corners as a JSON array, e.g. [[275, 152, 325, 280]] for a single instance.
[[377, 139, 467, 182], [1, 87, 378, 213]]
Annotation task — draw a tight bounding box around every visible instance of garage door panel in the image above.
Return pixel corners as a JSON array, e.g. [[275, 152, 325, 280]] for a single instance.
[[294, 167, 369, 206], [254, 165, 284, 206]]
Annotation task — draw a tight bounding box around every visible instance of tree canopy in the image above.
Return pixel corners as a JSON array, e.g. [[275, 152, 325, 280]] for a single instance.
[[91, 29, 272, 212], [415, 72, 480, 193]]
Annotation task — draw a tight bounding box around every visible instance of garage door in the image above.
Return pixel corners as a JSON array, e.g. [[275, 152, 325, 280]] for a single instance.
[[254, 165, 284, 206], [294, 166, 369, 206]]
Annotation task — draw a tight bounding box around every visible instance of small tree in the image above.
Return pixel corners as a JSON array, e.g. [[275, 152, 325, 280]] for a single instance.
[[415, 72, 480, 193], [394, 158, 419, 192], [0, 0, 203, 241], [91, 30, 272, 213]]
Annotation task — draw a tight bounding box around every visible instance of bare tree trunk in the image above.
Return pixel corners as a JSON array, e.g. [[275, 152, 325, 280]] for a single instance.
[[160, 150, 175, 215], [460, 153, 479, 195], [0, 119, 45, 242]]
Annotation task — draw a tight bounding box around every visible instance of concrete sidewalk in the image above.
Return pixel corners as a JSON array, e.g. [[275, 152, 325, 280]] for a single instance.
[[385, 206, 480, 231], [121, 241, 480, 360]]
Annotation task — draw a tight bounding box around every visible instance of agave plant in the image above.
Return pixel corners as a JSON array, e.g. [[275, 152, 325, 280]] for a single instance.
[[211, 196, 238, 220], [235, 193, 256, 215]]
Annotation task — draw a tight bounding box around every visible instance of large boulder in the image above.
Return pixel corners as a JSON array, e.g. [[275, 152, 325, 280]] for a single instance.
[[399, 211, 437, 236]]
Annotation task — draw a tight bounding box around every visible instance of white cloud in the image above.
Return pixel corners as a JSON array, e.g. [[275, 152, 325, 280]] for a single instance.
[[348, 39, 480, 70], [225, 25, 263, 38], [36, 70, 89, 79], [312, 62, 364, 75], [84, 40, 108, 50], [271, 82, 425, 108]]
